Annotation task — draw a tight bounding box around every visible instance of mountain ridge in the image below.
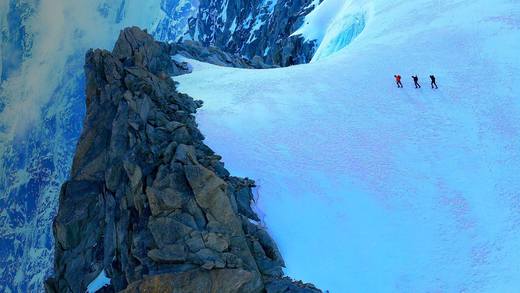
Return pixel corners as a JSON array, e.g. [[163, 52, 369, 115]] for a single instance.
[[45, 26, 320, 293]]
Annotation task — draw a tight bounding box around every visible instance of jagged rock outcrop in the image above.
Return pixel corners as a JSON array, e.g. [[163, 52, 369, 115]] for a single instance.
[[45, 27, 320, 293]]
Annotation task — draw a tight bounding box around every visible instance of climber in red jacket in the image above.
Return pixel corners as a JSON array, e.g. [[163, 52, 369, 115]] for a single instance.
[[394, 75, 403, 88]]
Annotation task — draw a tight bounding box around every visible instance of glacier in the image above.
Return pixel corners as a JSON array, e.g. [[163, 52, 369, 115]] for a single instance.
[[292, 0, 369, 62], [174, 0, 520, 291]]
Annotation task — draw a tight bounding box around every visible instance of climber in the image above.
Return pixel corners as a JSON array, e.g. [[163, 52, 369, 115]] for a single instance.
[[430, 75, 438, 89], [394, 75, 403, 88], [412, 75, 421, 88]]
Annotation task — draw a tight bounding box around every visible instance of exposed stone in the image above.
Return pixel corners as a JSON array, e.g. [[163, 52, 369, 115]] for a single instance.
[[194, 248, 225, 270], [265, 277, 322, 293], [122, 159, 143, 192], [121, 269, 256, 293], [229, 176, 260, 221], [146, 186, 184, 216], [203, 232, 230, 252], [186, 232, 206, 252], [148, 216, 194, 247], [223, 252, 243, 268], [174, 143, 197, 164], [165, 121, 185, 132], [46, 27, 319, 293], [147, 244, 187, 263]]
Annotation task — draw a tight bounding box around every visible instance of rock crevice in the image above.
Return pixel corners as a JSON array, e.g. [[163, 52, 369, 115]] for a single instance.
[[45, 27, 320, 293]]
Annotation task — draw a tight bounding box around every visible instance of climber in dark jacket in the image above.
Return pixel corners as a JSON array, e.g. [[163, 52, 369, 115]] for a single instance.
[[412, 75, 421, 88], [430, 75, 438, 89]]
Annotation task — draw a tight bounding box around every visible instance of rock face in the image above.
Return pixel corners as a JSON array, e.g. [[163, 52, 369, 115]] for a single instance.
[[45, 27, 320, 293], [179, 0, 319, 66], [170, 40, 276, 69]]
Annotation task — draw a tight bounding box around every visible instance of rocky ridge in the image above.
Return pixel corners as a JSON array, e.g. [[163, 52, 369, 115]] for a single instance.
[[170, 40, 276, 69], [45, 26, 320, 293], [177, 0, 319, 66]]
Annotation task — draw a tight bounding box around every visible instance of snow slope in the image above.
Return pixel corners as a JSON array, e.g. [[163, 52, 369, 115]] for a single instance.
[[175, 0, 520, 291]]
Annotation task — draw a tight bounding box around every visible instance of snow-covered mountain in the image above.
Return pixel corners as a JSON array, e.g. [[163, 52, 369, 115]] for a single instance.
[[181, 0, 318, 65], [174, 0, 520, 291], [0, 0, 315, 291], [1, 0, 519, 292], [154, 0, 199, 42]]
